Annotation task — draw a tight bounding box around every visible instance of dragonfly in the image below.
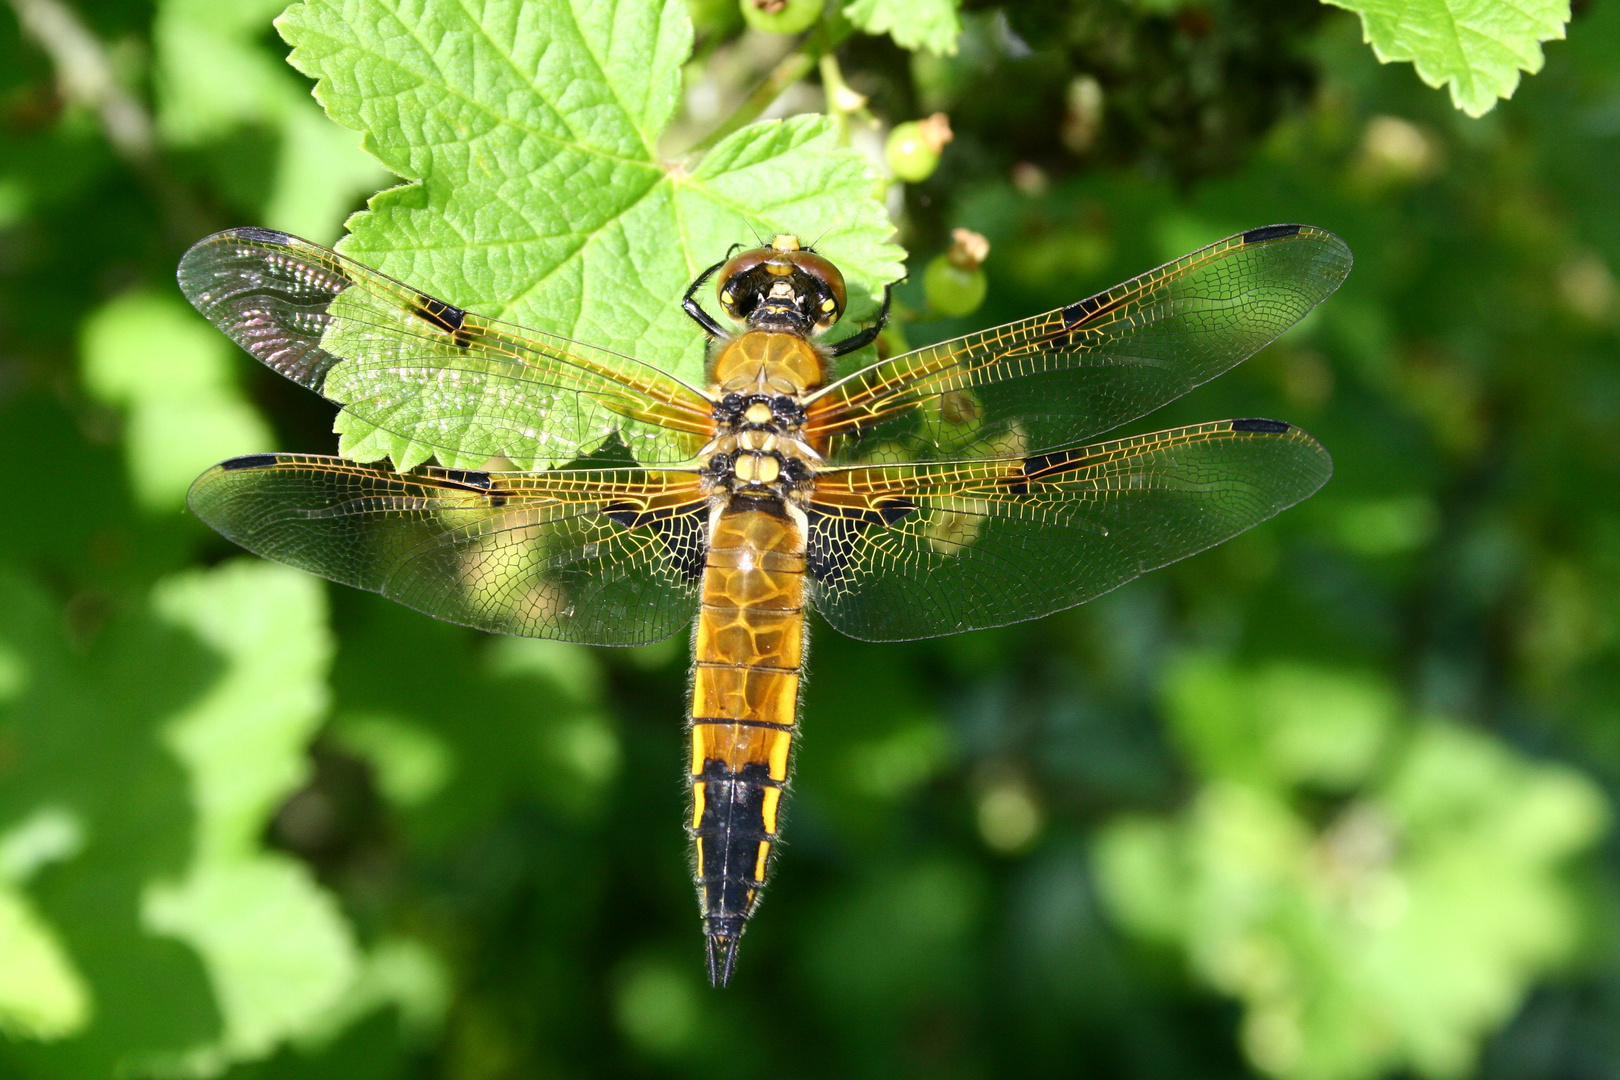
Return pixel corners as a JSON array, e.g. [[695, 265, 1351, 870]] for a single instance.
[[178, 222, 1351, 986]]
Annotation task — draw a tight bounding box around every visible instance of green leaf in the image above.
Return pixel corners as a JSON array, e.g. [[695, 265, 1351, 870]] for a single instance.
[[0, 886, 91, 1041], [1322, 0, 1570, 117], [844, 0, 962, 56], [80, 293, 274, 512], [141, 561, 361, 1074], [153, 0, 387, 242], [276, 0, 903, 470], [0, 553, 446, 1074], [0, 810, 91, 1041], [1163, 655, 1399, 792], [296, 937, 451, 1046], [153, 0, 295, 145], [263, 105, 394, 244], [329, 712, 452, 808], [0, 565, 226, 1076], [1094, 721, 1609, 1080]]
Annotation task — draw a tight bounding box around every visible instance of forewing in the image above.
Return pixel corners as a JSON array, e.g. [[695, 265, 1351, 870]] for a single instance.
[[178, 228, 716, 469], [805, 419, 1330, 640], [187, 454, 708, 645], [805, 225, 1351, 464]]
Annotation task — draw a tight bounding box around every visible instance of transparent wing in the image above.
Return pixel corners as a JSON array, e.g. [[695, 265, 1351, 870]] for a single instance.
[[188, 453, 709, 645], [178, 228, 716, 469], [804, 225, 1351, 465], [805, 418, 1331, 641]]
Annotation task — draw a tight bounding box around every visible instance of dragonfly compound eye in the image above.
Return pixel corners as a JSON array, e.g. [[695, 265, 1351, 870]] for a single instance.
[[786, 250, 846, 328]]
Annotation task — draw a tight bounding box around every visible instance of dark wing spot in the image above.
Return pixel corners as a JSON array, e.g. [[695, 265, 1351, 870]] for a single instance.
[[1061, 294, 1104, 328], [412, 295, 468, 334], [1021, 448, 1087, 482], [1242, 224, 1303, 244], [232, 226, 297, 245], [219, 453, 281, 471], [603, 502, 707, 581], [602, 504, 641, 530], [806, 501, 916, 530], [434, 468, 492, 491], [878, 499, 916, 526], [805, 500, 916, 583], [1231, 418, 1291, 434], [603, 501, 689, 528]]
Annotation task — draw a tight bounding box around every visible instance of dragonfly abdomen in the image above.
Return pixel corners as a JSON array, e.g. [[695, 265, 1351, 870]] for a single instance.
[[689, 498, 806, 986]]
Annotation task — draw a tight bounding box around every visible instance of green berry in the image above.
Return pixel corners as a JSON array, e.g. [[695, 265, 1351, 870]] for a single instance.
[[739, 0, 823, 35], [925, 255, 986, 317], [886, 122, 940, 184]]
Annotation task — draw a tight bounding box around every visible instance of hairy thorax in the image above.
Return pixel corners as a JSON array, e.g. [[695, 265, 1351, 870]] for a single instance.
[[701, 331, 828, 506]]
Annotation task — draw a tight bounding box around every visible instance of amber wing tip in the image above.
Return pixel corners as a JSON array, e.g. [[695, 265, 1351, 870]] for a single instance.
[[705, 925, 744, 987]]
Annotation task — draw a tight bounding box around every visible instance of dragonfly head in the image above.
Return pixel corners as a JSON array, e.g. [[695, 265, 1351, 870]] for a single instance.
[[716, 235, 847, 337]]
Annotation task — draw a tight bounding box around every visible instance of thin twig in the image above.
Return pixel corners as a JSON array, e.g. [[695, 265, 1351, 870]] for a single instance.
[[7, 0, 209, 240], [8, 0, 153, 160], [689, 20, 852, 154]]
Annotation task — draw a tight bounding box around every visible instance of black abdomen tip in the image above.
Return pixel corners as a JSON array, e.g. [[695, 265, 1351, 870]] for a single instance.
[[705, 920, 744, 987]]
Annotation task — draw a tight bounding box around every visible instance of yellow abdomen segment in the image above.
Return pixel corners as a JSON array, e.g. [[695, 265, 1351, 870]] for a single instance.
[[689, 501, 806, 983]]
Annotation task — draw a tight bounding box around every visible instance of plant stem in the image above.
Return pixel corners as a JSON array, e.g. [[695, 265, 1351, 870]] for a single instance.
[[8, 0, 210, 241], [8, 0, 153, 160], [690, 20, 852, 154], [818, 53, 869, 145]]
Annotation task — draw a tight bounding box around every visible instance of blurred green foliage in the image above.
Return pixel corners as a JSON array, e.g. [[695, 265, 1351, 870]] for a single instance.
[[1321, 0, 1570, 118], [1097, 656, 1607, 1080], [1, 0, 1618, 1077]]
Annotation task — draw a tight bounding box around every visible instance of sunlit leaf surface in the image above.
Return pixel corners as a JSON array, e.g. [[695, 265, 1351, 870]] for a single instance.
[[844, 0, 962, 56], [1324, 0, 1570, 116], [277, 0, 902, 468]]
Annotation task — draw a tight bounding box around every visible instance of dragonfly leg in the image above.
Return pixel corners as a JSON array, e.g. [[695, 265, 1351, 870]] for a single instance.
[[828, 284, 892, 357], [684, 257, 730, 339]]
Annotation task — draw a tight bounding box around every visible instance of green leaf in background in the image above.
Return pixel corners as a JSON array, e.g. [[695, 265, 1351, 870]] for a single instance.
[[0, 565, 220, 1077], [327, 712, 452, 809], [154, 0, 388, 242], [276, 0, 902, 469], [0, 559, 448, 1077], [0, 810, 91, 1040], [844, 0, 962, 56], [80, 293, 274, 512], [141, 561, 360, 1075], [1164, 655, 1399, 792], [1096, 661, 1609, 1080], [1322, 0, 1570, 117]]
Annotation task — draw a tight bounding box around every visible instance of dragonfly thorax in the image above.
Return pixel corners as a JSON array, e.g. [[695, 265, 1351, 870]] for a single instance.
[[707, 330, 831, 395], [702, 391, 817, 496], [713, 391, 807, 429], [702, 441, 814, 494]]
